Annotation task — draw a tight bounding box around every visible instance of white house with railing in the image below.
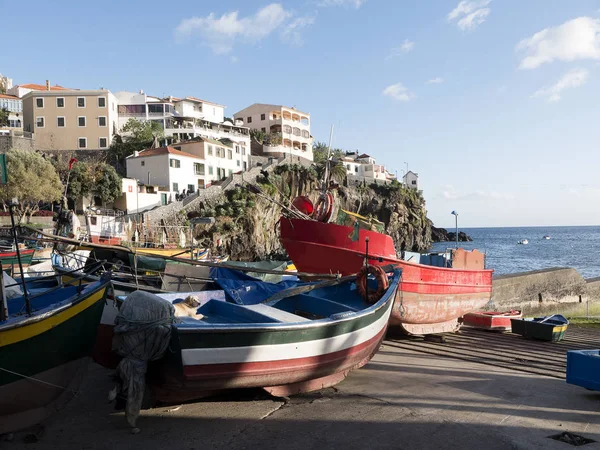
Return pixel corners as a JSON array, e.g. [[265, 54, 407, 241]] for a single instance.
[[343, 153, 395, 185], [113, 91, 251, 161], [233, 103, 313, 162]]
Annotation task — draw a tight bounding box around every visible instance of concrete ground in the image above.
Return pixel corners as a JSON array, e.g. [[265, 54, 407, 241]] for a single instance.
[[6, 343, 600, 450]]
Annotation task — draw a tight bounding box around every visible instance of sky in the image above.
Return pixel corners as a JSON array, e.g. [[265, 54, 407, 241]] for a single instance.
[[3, 0, 600, 228]]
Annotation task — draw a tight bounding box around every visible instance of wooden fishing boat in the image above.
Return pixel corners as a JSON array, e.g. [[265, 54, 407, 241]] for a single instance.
[[463, 310, 522, 331], [567, 350, 600, 391], [0, 279, 110, 434], [119, 268, 400, 402], [0, 248, 35, 268], [280, 216, 493, 334], [510, 315, 569, 342]]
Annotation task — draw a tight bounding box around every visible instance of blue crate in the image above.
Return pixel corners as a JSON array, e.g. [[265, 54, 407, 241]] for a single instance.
[[566, 350, 600, 391]]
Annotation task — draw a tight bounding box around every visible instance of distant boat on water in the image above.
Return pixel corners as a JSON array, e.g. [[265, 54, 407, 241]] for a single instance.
[[543, 235, 550, 240], [517, 239, 529, 245]]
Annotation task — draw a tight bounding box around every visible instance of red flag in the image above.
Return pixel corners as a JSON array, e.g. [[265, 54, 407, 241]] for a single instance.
[[68, 158, 78, 170]]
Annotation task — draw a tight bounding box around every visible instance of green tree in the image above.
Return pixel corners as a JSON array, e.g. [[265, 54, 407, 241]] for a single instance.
[[0, 108, 9, 127], [65, 162, 122, 205], [108, 119, 165, 174], [94, 164, 122, 204], [0, 149, 63, 222]]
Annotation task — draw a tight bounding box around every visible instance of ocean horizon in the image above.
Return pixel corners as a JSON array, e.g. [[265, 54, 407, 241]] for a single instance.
[[430, 225, 600, 279]]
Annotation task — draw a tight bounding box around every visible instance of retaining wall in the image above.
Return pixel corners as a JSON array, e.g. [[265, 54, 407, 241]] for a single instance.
[[489, 268, 596, 316]]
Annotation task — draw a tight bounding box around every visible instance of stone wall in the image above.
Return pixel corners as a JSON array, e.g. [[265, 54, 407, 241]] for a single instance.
[[0, 133, 35, 153], [489, 268, 593, 316]]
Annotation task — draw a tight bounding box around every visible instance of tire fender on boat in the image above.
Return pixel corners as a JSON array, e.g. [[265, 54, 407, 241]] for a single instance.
[[356, 265, 389, 304]]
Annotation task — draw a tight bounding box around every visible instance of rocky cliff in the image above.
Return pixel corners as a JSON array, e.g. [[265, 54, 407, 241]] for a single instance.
[[431, 226, 473, 243], [182, 164, 434, 261]]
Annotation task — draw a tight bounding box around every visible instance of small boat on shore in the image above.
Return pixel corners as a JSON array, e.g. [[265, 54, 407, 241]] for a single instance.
[[0, 248, 35, 269], [463, 310, 522, 331], [0, 278, 110, 434], [110, 267, 399, 428], [280, 209, 493, 335], [510, 314, 568, 342]]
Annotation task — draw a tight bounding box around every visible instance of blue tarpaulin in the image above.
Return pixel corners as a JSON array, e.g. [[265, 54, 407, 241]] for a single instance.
[[210, 267, 308, 305]]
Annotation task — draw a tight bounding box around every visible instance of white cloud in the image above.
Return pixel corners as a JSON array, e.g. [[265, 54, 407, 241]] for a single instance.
[[281, 16, 316, 46], [441, 185, 513, 200], [386, 39, 415, 59], [447, 0, 491, 30], [517, 17, 600, 69], [175, 3, 306, 54], [532, 68, 589, 102], [230, 55, 239, 63], [318, 0, 365, 8], [382, 82, 415, 102], [426, 77, 444, 84]]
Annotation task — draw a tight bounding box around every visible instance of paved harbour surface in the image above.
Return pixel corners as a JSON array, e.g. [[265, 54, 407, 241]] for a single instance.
[[6, 327, 600, 450]]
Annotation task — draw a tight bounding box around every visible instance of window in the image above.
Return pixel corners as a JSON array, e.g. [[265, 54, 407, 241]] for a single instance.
[[228, 169, 233, 176], [242, 147, 246, 155], [207, 145, 213, 156], [36, 98, 44, 108], [148, 104, 164, 114], [260, 113, 265, 120], [236, 160, 240, 167], [141, 161, 145, 167], [57, 117, 65, 127], [227, 149, 232, 160], [354, 166, 358, 173], [172, 182, 179, 192], [56, 97, 64, 108], [98, 97, 106, 107], [77, 97, 86, 108], [36, 117, 44, 128], [208, 166, 213, 175], [78, 137, 87, 149], [169, 159, 180, 168], [235, 145, 240, 154], [99, 137, 108, 148], [78, 116, 86, 127], [218, 147, 224, 158], [187, 184, 195, 193], [247, 116, 252, 123], [347, 164, 350, 170], [261, 127, 266, 132], [412, 180, 417, 185], [194, 163, 205, 175], [98, 116, 107, 127], [90, 216, 97, 226]]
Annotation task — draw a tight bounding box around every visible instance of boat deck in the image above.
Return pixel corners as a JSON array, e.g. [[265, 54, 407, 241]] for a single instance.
[[386, 325, 600, 379]]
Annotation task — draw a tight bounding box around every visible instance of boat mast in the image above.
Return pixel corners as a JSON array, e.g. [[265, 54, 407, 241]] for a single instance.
[[8, 199, 31, 316], [322, 124, 334, 194]]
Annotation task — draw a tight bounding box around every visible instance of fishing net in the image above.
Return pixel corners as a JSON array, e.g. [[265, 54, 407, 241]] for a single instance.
[[334, 209, 385, 233], [112, 290, 175, 429]]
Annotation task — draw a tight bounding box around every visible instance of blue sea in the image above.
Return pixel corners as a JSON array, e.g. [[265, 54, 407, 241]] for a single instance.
[[430, 226, 600, 279]]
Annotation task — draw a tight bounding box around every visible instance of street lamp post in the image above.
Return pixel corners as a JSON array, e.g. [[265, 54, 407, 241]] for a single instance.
[[451, 211, 459, 248]]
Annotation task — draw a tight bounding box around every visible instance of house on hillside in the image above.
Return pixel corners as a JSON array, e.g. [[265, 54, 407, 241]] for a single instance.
[[403, 170, 419, 190]]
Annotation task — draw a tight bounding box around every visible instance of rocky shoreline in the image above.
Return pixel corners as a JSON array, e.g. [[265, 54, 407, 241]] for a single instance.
[[430, 226, 473, 243]]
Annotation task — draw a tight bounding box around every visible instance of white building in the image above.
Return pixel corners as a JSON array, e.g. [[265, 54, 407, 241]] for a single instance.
[[114, 91, 251, 159], [344, 153, 394, 185], [0, 93, 23, 130], [172, 137, 249, 185], [126, 146, 210, 197], [403, 170, 419, 190], [233, 103, 313, 161]]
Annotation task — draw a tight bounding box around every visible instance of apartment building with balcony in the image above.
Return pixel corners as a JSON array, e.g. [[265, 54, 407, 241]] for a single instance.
[[232, 104, 314, 161], [22, 89, 118, 151], [0, 94, 23, 130], [343, 153, 396, 185], [114, 91, 251, 160]]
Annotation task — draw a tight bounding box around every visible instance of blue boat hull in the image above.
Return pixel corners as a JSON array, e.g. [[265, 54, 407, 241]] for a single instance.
[[567, 350, 600, 391]]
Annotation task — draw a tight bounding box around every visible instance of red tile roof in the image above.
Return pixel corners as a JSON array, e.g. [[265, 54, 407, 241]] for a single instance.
[[17, 83, 73, 91], [135, 146, 200, 159], [0, 93, 19, 100]]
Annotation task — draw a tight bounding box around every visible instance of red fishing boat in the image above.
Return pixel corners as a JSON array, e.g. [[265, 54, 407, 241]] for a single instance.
[[463, 310, 522, 331], [280, 207, 493, 335]]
